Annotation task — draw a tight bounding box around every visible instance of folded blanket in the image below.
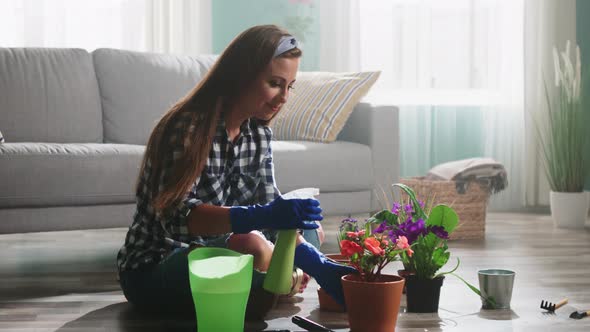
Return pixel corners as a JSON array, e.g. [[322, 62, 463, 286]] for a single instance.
[[424, 157, 508, 194]]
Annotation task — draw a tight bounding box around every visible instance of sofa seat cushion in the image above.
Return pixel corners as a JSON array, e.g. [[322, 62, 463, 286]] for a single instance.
[[0, 143, 144, 208], [0, 141, 373, 208], [272, 141, 374, 193]]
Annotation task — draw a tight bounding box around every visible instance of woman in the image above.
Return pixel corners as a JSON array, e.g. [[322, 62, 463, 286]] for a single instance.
[[117, 25, 355, 319]]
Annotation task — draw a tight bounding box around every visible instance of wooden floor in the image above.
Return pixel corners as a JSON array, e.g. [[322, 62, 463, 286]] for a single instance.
[[1, 212, 589, 331]]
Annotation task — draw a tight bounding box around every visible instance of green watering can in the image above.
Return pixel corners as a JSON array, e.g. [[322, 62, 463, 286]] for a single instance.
[[188, 247, 253, 332]]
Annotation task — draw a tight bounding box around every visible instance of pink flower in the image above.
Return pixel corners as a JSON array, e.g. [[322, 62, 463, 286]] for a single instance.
[[346, 231, 359, 238], [346, 230, 365, 239], [364, 237, 385, 256], [396, 236, 410, 249], [340, 240, 364, 257], [396, 236, 413, 257]]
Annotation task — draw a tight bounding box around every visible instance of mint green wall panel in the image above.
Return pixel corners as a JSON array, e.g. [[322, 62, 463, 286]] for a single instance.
[[399, 106, 485, 177], [212, 0, 319, 71]]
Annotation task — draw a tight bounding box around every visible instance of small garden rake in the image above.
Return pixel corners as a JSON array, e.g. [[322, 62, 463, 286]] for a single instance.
[[540, 298, 568, 312]]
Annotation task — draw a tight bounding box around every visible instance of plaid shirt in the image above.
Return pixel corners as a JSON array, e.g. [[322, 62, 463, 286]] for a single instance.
[[117, 112, 280, 272]]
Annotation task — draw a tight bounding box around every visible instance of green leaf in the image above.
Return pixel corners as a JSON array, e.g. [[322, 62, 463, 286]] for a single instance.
[[435, 257, 460, 277], [432, 247, 450, 270], [431, 258, 498, 308], [392, 183, 428, 220], [534, 70, 590, 192], [363, 222, 373, 235], [367, 209, 388, 223], [449, 272, 497, 309], [382, 210, 399, 223], [422, 233, 440, 250], [427, 205, 459, 233], [367, 209, 399, 227]]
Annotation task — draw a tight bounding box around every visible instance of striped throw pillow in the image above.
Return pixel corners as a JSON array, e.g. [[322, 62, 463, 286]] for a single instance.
[[271, 71, 380, 142], [0, 130, 4, 143]]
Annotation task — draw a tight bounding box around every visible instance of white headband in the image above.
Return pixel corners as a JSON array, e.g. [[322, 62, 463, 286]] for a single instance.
[[273, 36, 298, 57]]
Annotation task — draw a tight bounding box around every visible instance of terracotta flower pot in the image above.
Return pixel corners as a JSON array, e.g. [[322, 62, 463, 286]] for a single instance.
[[317, 287, 346, 312], [405, 275, 445, 313], [342, 274, 404, 332]]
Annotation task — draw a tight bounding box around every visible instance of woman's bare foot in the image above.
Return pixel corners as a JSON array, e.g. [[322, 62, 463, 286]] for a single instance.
[[298, 272, 311, 293]]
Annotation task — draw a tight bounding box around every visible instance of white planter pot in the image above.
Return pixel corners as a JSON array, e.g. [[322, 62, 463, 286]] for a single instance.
[[549, 191, 590, 228]]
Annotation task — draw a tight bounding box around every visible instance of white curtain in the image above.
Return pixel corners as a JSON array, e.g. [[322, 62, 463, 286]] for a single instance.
[[319, 0, 528, 210], [478, 1, 525, 211], [318, 0, 361, 72], [523, 0, 577, 206], [0, 0, 211, 55], [146, 0, 211, 55]]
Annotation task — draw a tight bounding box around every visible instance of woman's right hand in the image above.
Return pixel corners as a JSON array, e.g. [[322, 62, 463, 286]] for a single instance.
[[229, 196, 322, 234]]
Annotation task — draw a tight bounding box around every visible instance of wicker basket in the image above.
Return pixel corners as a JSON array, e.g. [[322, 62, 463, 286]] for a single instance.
[[399, 177, 489, 240]]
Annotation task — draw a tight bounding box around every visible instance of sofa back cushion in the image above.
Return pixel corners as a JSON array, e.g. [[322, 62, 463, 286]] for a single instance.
[[93, 48, 217, 145], [0, 48, 103, 143]]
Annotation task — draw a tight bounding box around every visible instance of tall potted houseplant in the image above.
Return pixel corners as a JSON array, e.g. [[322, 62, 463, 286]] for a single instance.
[[366, 183, 489, 313], [536, 41, 590, 228], [337, 217, 413, 332]]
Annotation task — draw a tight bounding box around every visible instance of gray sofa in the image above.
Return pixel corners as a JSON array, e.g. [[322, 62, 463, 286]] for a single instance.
[[0, 48, 399, 234]]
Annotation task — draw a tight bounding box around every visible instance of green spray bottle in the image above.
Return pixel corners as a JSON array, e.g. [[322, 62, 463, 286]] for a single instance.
[[263, 188, 319, 294]]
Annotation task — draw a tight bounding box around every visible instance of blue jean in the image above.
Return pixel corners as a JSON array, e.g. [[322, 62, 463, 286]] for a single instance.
[[119, 247, 195, 317], [119, 229, 321, 316]]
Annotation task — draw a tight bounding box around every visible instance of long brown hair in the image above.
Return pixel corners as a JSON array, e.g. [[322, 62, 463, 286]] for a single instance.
[[141, 25, 302, 213]]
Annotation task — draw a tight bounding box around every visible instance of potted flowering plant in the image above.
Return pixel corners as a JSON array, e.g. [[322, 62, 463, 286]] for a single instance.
[[366, 183, 489, 312], [338, 217, 413, 282], [335, 216, 413, 332]]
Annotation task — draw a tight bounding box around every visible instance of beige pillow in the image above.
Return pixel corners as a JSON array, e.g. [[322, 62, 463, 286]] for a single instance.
[[271, 71, 380, 142]]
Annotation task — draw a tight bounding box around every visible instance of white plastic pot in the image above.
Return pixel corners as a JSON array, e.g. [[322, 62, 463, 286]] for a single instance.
[[549, 191, 589, 228]]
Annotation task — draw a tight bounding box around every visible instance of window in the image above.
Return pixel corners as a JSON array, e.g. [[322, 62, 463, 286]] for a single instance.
[[359, 0, 522, 105]]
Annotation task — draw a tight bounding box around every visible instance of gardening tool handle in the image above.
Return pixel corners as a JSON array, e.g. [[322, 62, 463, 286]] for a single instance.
[[555, 298, 569, 310], [292, 315, 333, 332]]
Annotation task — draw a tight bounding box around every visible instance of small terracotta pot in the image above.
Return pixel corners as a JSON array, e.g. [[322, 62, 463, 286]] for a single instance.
[[318, 254, 349, 312], [325, 253, 349, 263], [317, 287, 346, 312], [342, 274, 404, 332], [245, 287, 278, 321]]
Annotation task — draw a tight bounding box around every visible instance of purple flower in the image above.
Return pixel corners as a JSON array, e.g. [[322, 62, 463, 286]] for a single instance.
[[372, 221, 390, 234], [404, 204, 414, 215], [418, 200, 425, 208], [391, 202, 401, 215], [339, 217, 359, 232], [341, 217, 358, 224], [392, 218, 427, 244], [428, 225, 449, 239], [407, 218, 426, 234]]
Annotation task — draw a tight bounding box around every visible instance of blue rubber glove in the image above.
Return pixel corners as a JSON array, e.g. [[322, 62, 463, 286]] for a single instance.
[[229, 196, 322, 234], [294, 242, 357, 308]]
